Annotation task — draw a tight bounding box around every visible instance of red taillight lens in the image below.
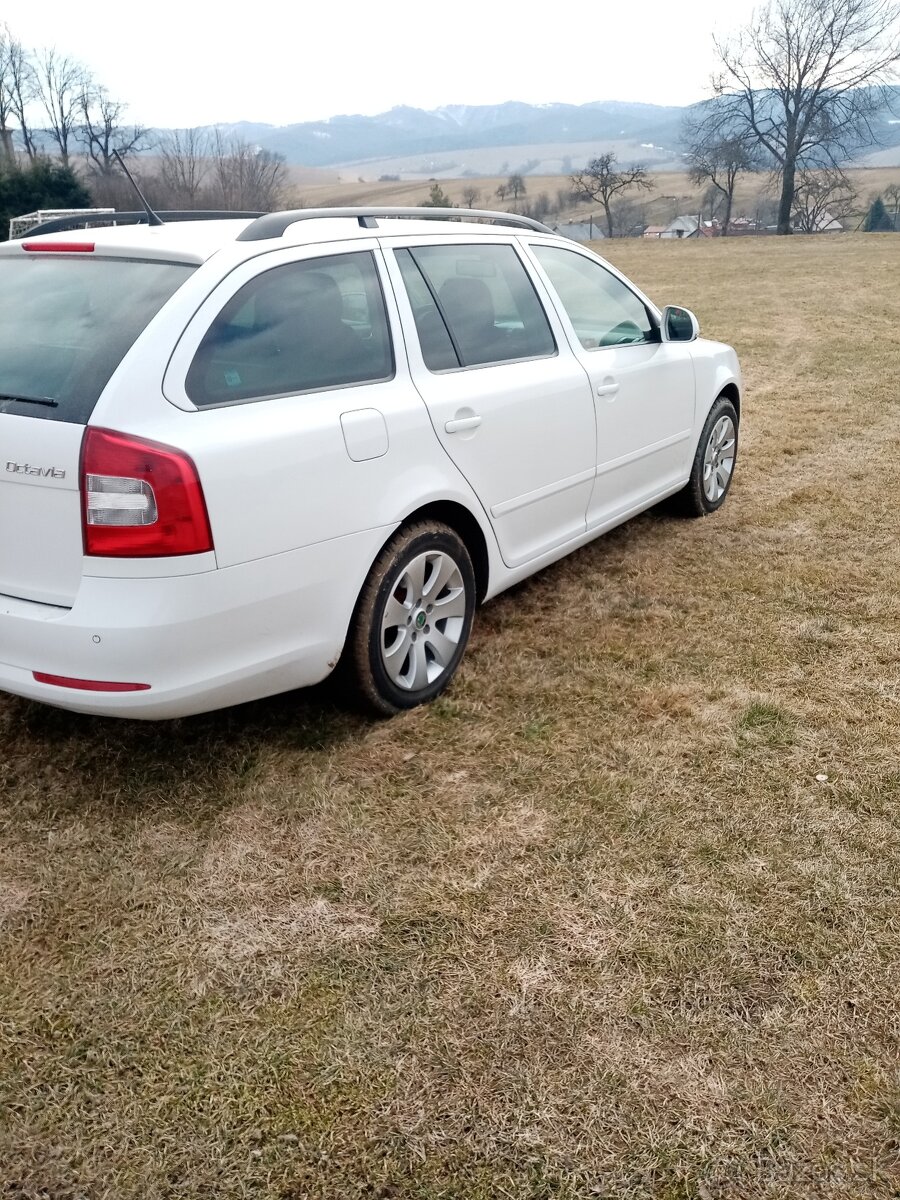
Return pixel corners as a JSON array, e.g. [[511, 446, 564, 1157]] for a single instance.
[[81, 428, 213, 557]]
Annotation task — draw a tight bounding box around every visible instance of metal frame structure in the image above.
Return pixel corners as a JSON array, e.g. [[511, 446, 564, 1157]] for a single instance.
[[9, 208, 115, 240], [19, 211, 265, 238]]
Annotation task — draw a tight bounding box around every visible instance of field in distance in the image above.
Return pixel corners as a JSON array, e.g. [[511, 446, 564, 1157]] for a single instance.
[[291, 166, 900, 230], [2, 233, 900, 1198]]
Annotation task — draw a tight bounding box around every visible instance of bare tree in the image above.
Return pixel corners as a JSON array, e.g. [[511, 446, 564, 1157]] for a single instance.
[[158, 127, 211, 208], [555, 185, 577, 214], [79, 87, 149, 176], [684, 107, 759, 234], [523, 191, 552, 222], [611, 193, 653, 237], [2, 30, 36, 161], [34, 48, 89, 165], [570, 153, 653, 237], [713, 0, 900, 234], [0, 26, 17, 163], [506, 172, 526, 207], [461, 185, 481, 208], [792, 165, 858, 230], [210, 131, 286, 211]]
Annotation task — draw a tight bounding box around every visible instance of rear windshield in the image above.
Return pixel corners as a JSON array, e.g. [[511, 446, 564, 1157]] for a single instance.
[[0, 255, 196, 423]]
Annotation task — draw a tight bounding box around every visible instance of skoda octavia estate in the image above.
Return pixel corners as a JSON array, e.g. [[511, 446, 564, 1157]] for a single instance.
[[0, 206, 741, 718]]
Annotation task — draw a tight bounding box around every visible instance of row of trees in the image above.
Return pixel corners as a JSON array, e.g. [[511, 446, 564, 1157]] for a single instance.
[[567, 156, 864, 237], [0, 27, 147, 171], [116, 128, 286, 213], [430, 157, 891, 238]]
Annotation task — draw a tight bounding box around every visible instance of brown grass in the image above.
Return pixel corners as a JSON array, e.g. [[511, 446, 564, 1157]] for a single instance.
[[3, 234, 900, 1198], [292, 166, 900, 230]]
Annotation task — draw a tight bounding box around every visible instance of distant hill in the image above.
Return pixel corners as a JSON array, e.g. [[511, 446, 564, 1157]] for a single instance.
[[205, 100, 687, 172], [166, 90, 900, 176]]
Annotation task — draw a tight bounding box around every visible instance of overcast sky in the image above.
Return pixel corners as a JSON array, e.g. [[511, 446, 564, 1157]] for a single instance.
[[10, 0, 758, 128]]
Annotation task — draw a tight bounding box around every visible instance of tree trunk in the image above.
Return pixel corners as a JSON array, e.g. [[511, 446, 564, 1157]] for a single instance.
[[777, 159, 796, 235], [0, 126, 14, 164], [603, 198, 614, 239], [722, 190, 733, 237]]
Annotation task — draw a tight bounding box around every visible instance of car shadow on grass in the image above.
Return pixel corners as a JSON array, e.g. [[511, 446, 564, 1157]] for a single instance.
[[0, 679, 367, 823]]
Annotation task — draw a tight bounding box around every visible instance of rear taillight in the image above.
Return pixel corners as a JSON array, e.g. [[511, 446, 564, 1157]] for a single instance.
[[81, 428, 213, 557]]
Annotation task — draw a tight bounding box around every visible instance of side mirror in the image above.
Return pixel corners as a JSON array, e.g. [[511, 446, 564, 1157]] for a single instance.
[[662, 305, 700, 342]]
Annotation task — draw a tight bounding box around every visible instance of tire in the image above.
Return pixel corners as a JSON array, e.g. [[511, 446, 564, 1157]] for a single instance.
[[344, 521, 476, 716], [674, 395, 739, 517]]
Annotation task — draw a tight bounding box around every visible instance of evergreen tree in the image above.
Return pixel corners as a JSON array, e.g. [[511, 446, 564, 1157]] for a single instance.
[[0, 159, 91, 241], [863, 195, 894, 232], [422, 182, 454, 208]]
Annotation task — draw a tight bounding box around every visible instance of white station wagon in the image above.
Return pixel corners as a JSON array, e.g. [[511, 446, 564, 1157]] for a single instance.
[[0, 206, 741, 718]]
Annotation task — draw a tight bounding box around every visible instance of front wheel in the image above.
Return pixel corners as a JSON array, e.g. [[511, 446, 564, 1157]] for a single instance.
[[674, 395, 739, 517], [344, 521, 476, 716]]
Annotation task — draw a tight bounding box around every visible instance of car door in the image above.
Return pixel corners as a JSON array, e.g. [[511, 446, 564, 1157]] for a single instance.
[[383, 236, 596, 570], [162, 242, 417, 568], [526, 243, 696, 530]]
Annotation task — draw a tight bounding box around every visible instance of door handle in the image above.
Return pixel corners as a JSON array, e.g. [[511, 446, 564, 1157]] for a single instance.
[[596, 379, 619, 398], [445, 414, 482, 433]]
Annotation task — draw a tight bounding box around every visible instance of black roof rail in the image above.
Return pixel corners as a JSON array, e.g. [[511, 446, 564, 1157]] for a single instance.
[[236, 206, 557, 242], [20, 210, 265, 238]]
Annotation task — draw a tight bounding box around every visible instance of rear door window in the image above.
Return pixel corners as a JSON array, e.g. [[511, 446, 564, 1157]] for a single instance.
[[0, 256, 195, 423], [395, 243, 556, 370], [185, 252, 394, 407]]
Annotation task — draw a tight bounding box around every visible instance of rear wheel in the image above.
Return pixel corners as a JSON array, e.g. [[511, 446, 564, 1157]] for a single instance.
[[345, 522, 476, 716], [674, 395, 738, 517]]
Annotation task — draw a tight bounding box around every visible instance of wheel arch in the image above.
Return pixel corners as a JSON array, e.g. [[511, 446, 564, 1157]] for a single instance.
[[718, 381, 741, 422], [397, 500, 491, 604]]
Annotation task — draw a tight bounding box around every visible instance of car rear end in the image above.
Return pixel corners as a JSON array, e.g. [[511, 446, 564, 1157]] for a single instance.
[[0, 234, 204, 709], [0, 226, 353, 718]]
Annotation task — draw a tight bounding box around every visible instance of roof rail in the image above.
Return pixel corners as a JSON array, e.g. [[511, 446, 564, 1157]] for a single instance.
[[236, 206, 557, 242], [20, 210, 265, 238]]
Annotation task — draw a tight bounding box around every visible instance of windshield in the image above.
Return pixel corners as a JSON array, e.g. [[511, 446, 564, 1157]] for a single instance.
[[0, 256, 196, 423]]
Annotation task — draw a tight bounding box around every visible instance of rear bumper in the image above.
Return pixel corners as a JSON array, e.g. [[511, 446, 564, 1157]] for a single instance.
[[0, 526, 392, 718]]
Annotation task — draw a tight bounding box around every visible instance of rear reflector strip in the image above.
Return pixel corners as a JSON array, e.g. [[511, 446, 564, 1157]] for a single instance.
[[22, 241, 95, 253], [33, 672, 150, 692]]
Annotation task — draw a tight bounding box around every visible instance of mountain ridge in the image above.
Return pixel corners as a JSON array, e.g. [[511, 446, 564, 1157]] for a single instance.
[[162, 92, 900, 173], [204, 100, 688, 168]]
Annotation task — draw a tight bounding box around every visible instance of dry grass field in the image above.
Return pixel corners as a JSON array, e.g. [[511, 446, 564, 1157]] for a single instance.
[[293, 166, 900, 229], [2, 233, 900, 1199]]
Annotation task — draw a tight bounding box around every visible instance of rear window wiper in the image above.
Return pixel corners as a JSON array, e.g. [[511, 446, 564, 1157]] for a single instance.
[[0, 393, 59, 408]]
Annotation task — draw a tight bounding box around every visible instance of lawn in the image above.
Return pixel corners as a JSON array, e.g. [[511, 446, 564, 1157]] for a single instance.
[[2, 233, 900, 1199]]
